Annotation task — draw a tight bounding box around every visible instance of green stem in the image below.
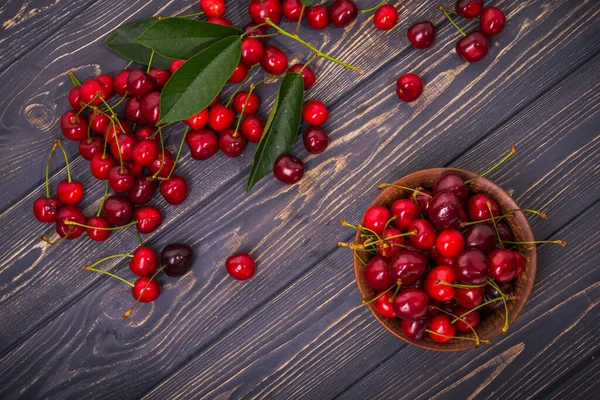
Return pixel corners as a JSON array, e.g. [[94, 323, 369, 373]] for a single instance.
[[136, 230, 145, 246], [487, 279, 510, 333], [450, 296, 504, 323], [97, 181, 110, 217], [225, 66, 256, 107], [123, 266, 165, 319], [437, 280, 487, 289], [465, 144, 517, 184], [233, 86, 257, 137], [86, 253, 134, 269], [440, 7, 466, 37], [429, 306, 487, 346], [56, 140, 72, 182], [361, 0, 386, 14], [147, 50, 155, 73], [355, 251, 367, 266], [65, 220, 138, 230], [459, 214, 512, 227], [377, 183, 432, 197], [488, 202, 504, 248], [85, 266, 134, 287], [177, 11, 205, 18], [164, 127, 188, 180], [362, 283, 397, 305], [68, 71, 81, 87], [152, 127, 166, 180], [45, 140, 60, 198], [295, 6, 305, 35], [425, 330, 482, 343], [503, 240, 568, 247]]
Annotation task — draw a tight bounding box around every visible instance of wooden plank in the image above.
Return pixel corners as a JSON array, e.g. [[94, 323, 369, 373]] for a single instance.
[[1, 34, 599, 399], [544, 357, 600, 400]]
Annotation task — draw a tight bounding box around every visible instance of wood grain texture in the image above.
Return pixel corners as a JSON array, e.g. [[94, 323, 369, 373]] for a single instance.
[[544, 356, 599, 400]]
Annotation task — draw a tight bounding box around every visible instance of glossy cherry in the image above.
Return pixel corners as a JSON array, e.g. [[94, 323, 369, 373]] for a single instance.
[[288, 63, 316, 90], [480, 7, 505, 36], [33, 197, 62, 223], [55, 205, 86, 239], [428, 314, 456, 343], [453, 307, 481, 333], [200, 0, 226, 17], [229, 63, 248, 83], [170, 60, 185, 74], [147, 150, 175, 179], [140, 91, 161, 125], [455, 0, 483, 18], [415, 188, 433, 214], [433, 172, 468, 203], [496, 221, 513, 242], [456, 286, 484, 309], [455, 248, 488, 284], [134, 126, 156, 141], [110, 133, 138, 162], [456, 31, 489, 63], [233, 91, 260, 114], [226, 253, 256, 280], [68, 87, 82, 110], [488, 248, 517, 283], [467, 193, 499, 222], [128, 176, 157, 205], [207, 16, 232, 26], [96, 74, 114, 97], [85, 216, 112, 242], [362, 205, 391, 235], [373, 4, 398, 31], [57, 180, 85, 205], [390, 199, 421, 230], [388, 249, 427, 286], [79, 79, 109, 106], [306, 6, 329, 30], [392, 288, 429, 320], [328, 0, 358, 27], [90, 154, 117, 180], [185, 108, 210, 130], [125, 96, 147, 124], [436, 229, 465, 258], [60, 110, 88, 141], [396, 73, 423, 103], [114, 69, 130, 97], [132, 139, 159, 166], [104, 119, 131, 144], [302, 125, 329, 154], [127, 70, 155, 97], [484, 282, 512, 310], [129, 246, 158, 276], [219, 129, 247, 157], [364, 256, 394, 291], [273, 154, 304, 184], [209, 104, 235, 131], [186, 129, 219, 160], [372, 291, 397, 318], [400, 317, 430, 339], [282, 0, 303, 21], [244, 24, 268, 44], [89, 112, 111, 134], [248, 0, 282, 24], [240, 115, 266, 143], [425, 266, 456, 302], [302, 100, 328, 125], [148, 68, 171, 88], [103, 195, 133, 226], [429, 190, 462, 230], [134, 205, 163, 234], [407, 219, 437, 251], [407, 21, 436, 49], [132, 277, 161, 302], [464, 224, 496, 253], [375, 227, 404, 258], [261, 45, 289, 75], [161, 243, 194, 277], [241, 37, 264, 67], [160, 175, 189, 205], [108, 165, 135, 192]]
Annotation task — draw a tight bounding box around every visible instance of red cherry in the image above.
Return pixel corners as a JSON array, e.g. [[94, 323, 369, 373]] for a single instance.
[[362, 205, 391, 235], [110, 133, 138, 162], [33, 197, 62, 223], [456, 286, 484, 309], [207, 16, 233, 26], [140, 91, 161, 125], [428, 190, 462, 230], [160, 175, 189, 205], [400, 317, 430, 339], [455, 248, 489, 284], [132, 277, 161, 302], [373, 291, 397, 318], [114, 69, 131, 97], [425, 266, 456, 302], [241, 37, 264, 67], [436, 229, 465, 258], [148, 68, 171, 88], [488, 248, 518, 283], [96, 74, 114, 95], [134, 205, 163, 234], [127, 176, 157, 205], [244, 24, 268, 44], [130, 246, 158, 276], [454, 307, 481, 333], [467, 193, 499, 222], [464, 224, 496, 254], [233, 91, 260, 114], [415, 188, 433, 215], [428, 314, 456, 343], [456, 31, 489, 63], [390, 199, 421, 230], [80, 79, 109, 106], [60, 110, 88, 141], [407, 21, 436, 49], [104, 119, 132, 144], [55, 205, 86, 239], [209, 105, 236, 131], [127, 161, 144, 176], [273, 154, 304, 184], [392, 288, 429, 320], [147, 150, 175, 179], [134, 126, 156, 141], [132, 139, 159, 166], [219, 129, 247, 158], [103, 195, 133, 226], [388, 249, 427, 286], [85, 216, 112, 242], [108, 165, 135, 192], [184, 108, 209, 130], [433, 171, 469, 203], [288, 63, 316, 90], [200, 0, 226, 17], [328, 0, 358, 27], [306, 6, 329, 30], [248, 0, 281, 24], [124, 96, 147, 125], [373, 4, 398, 30], [302, 100, 328, 125], [170, 60, 185, 74], [186, 129, 219, 160], [89, 112, 111, 134], [376, 227, 404, 258], [57, 180, 85, 205], [78, 136, 103, 160], [260, 45, 288, 75], [302, 125, 329, 154], [127, 70, 156, 97], [364, 256, 394, 291], [282, 0, 303, 21], [407, 219, 437, 251], [396, 73, 423, 102], [497, 221, 513, 242], [68, 87, 82, 110], [455, 0, 483, 18], [480, 7, 505, 36], [240, 115, 266, 143], [90, 154, 117, 180], [226, 253, 256, 280]]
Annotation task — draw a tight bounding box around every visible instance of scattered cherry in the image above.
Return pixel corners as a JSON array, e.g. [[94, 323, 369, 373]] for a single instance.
[[226, 253, 256, 280], [85, 216, 112, 242], [288, 63, 316, 90], [456, 31, 489, 63], [396, 73, 423, 103], [282, 0, 304, 22], [241, 37, 264, 67], [132, 277, 161, 302], [480, 7, 505, 36], [373, 291, 397, 318], [130, 246, 158, 276], [108, 165, 135, 192], [200, 0, 226, 17], [90, 154, 117, 180], [273, 154, 304, 184], [33, 197, 62, 223], [261, 45, 289, 75], [219, 129, 247, 157], [302, 125, 329, 154], [60, 110, 88, 141], [148, 68, 171, 88], [233, 91, 260, 114], [114, 69, 130, 97], [161, 243, 194, 277], [185, 108, 209, 130], [229, 62, 249, 83], [160, 175, 189, 205], [208, 16, 233, 26], [209, 104, 235, 131], [103, 195, 133, 226], [127, 70, 155, 97], [373, 4, 399, 31], [134, 205, 163, 234], [57, 179, 85, 205], [170, 60, 185, 74], [147, 150, 175, 179], [302, 100, 328, 125], [455, 0, 483, 18], [306, 6, 329, 30], [240, 115, 266, 143], [329, 0, 358, 27], [248, 0, 282, 24], [407, 21, 436, 49], [55, 205, 86, 239], [128, 176, 157, 205], [186, 128, 219, 160]]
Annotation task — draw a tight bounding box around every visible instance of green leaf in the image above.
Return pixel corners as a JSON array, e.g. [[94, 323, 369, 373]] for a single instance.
[[158, 36, 241, 125], [300, 0, 316, 6], [246, 73, 305, 193], [135, 18, 243, 60], [106, 18, 173, 69]]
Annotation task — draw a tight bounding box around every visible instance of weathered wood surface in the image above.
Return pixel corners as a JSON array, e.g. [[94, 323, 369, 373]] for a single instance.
[[0, 0, 599, 398]]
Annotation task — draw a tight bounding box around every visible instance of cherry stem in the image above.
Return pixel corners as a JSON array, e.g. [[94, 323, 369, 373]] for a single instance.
[[487, 202, 504, 248], [97, 181, 110, 217], [226, 66, 256, 107], [361, 0, 386, 14], [390, 280, 402, 301], [362, 282, 397, 305], [429, 306, 487, 346], [263, 17, 363, 73], [233, 86, 257, 138], [147, 50, 155, 73], [425, 329, 485, 343], [68, 71, 81, 87], [73, 94, 101, 120], [465, 144, 517, 184], [136, 229, 145, 246], [355, 251, 367, 266], [439, 6, 466, 37], [40, 227, 72, 245], [340, 218, 382, 241], [86, 253, 134, 269], [55, 140, 72, 183], [151, 127, 166, 180], [437, 280, 486, 289], [85, 265, 134, 287], [65, 220, 138, 230], [459, 213, 512, 227], [161, 126, 189, 180], [503, 240, 568, 247], [362, 231, 417, 248], [377, 183, 432, 197], [487, 279, 510, 333], [507, 208, 548, 219], [44, 140, 60, 198], [450, 296, 513, 323], [439, 5, 480, 19], [240, 22, 268, 39], [295, 6, 305, 35], [122, 266, 165, 320]]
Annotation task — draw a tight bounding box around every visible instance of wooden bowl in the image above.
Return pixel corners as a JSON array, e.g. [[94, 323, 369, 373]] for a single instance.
[[353, 168, 537, 352]]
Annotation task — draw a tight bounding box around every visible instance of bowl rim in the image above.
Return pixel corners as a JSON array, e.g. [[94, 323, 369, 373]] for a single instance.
[[353, 168, 537, 352]]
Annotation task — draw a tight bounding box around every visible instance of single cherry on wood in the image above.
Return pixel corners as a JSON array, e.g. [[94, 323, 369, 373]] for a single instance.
[[161, 243, 194, 277], [130, 246, 158, 276], [373, 5, 399, 31], [273, 154, 304, 184], [396, 73, 423, 103], [226, 253, 256, 280], [407, 21, 436, 49]]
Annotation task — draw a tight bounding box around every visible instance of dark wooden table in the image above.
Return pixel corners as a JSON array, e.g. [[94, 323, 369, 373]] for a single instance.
[[1, 0, 599, 399]]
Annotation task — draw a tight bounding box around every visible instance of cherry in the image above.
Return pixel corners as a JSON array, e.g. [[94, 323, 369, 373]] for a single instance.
[[433, 172, 468, 203], [134, 205, 162, 234], [302, 125, 329, 154], [456, 286, 484, 309], [127, 70, 155, 97], [425, 266, 456, 302], [226, 253, 256, 280], [401, 317, 430, 339], [114, 69, 131, 97], [108, 165, 135, 192], [464, 224, 496, 253], [129, 246, 158, 276], [455, 0, 483, 18], [85, 216, 112, 242], [57, 180, 85, 205], [372, 291, 397, 318], [127, 161, 144, 176], [496, 221, 512, 242], [161, 243, 194, 277], [514, 251, 525, 277], [428, 314, 456, 343], [78, 136, 103, 160], [480, 7, 505, 36], [185, 129, 218, 160], [96, 74, 114, 97], [362, 205, 391, 235], [160, 175, 189, 205], [373, 4, 398, 31], [219, 129, 247, 157], [273, 154, 304, 184], [282, 0, 303, 21], [407, 21, 436, 49], [147, 150, 175, 179], [392, 288, 429, 320], [241, 37, 264, 67], [261, 45, 289, 75], [200, 0, 226, 17], [455, 248, 488, 284], [148, 68, 171, 88], [396, 73, 423, 103], [103, 195, 133, 226], [407, 219, 436, 251], [244, 24, 268, 44], [415, 188, 433, 214], [68, 87, 82, 110], [90, 154, 117, 180], [427, 299, 455, 317], [170, 60, 185, 74], [125, 96, 147, 125], [453, 307, 481, 333], [488, 248, 517, 283], [132, 277, 161, 303], [131, 139, 158, 166], [80, 79, 109, 105], [288, 63, 316, 90], [33, 196, 62, 223], [248, 0, 282, 24], [140, 91, 161, 125], [89, 111, 111, 134], [55, 206, 85, 239], [484, 282, 512, 310], [240, 115, 266, 143], [209, 104, 235, 131], [376, 227, 404, 258], [388, 249, 427, 286], [233, 91, 260, 114], [60, 110, 88, 141], [110, 133, 138, 162], [456, 31, 489, 63], [208, 16, 233, 26], [134, 126, 156, 141], [128, 175, 157, 205], [436, 229, 465, 258], [184, 108, 209, 130], [306, 6, 329, 30], [302, 100, 328, 125], [429, 190, 462, 230], [390, 199, 420, 230], [104, 119, 132, 144], [329, 0, 358, 27], [467, 193, 499, 222]]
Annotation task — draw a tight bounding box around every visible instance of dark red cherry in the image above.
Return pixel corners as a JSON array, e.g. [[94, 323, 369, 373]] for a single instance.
[[60, 110, 87, 141], [433, 172, 468, 203], [127, 175, 157, 205], [373, 4, 398, 31], [362, 205, 391, 235], [432, 247, 457, 267], [134, 126, 156, 141], [496, 221, 513, 242], [140, 91, 161, 125], [79, 79, 109, 105], [484, 282, 512, 310], [425, 266, 456, 302], [302, 125, 329, 154], [302, 100, 328, 125], [464, 224, 496, 253], [428, 314, 455, 343], [170, 59, 185, 74], [429, 190, 462, 230], [132, 277, 161, 302], [436, 229, 465, 258], [233, 91, 260, 114], [57, 180, 85, 205], [261, 45, 289, 75], [132, 139, 159, 167], [130, 246, 158, 276], [90, 154, 117, 180], [306, 6, 329, 30], [376, 227, 404, 258], [427, 299, 455, 317], [456, 31, 489, 63], [396, 73, 423, 103], [125, 96, 147, 125], [513, 251, 525, 277], [33, 197, 62, 223], [407, 219, 437, 251], [282, 0, 303, 21], [68, 87, 82, 110], [241, 37, 264, 67], [55, 205, 85, 239], [364, 256, 394, 291], [209, 104, 235, 131], [407, 21, 436, 49], [108, 165, 135, 192], [200, 0, 226, 17], [244, 23, 268, 44], [114, 69, 131, 97], [455, 0, 483, 18], [453, 307, 481, 333], [415, 188, 433, 214], [110, 133, 138, 162], [288, 63, 316, 90], [273, 154, 304, 184], [467, 193, 499, 222], [390, 199, 420, 230], [103, 195, 133, 226], [134, 205, 162, 234], [226, 253, 256, 280], [78, 136, 103, 160], [400, 317, 430, 339], [488, 248, 517, 283], [248, 0, 281, 24], [147, 150, 175, 179], [480, 7, 505, 36], [127, 69, 155, 97], [184, 108, 209, 130], [160, 175, 189, 205], [372, 291, 397, 318], [89, 112, 111, 135], [186, 129, 219, 160], [388, 249, 427, 286], [456, 286, 484, 309], [455, 248, 488, 284], [148, 68, 171, 88], [240, 115, 265, 143], [161, 243, 194, 277], [329, 0, 358, 27], [392, 288, 429, 320], [219, 129, 247, 158], [85, 216, 112, 242]]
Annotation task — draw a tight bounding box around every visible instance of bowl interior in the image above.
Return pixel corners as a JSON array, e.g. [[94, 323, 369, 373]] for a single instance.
[[353, 168, 537, 352]]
